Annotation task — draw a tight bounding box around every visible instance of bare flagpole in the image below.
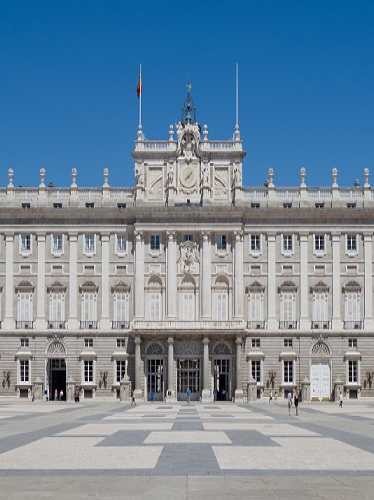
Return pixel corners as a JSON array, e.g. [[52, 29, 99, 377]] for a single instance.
[[234, 62, 240, 141], [138, 63, 142, 130]]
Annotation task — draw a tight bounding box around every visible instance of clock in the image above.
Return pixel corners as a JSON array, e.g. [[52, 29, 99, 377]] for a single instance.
[[180, 165, 196, 189]]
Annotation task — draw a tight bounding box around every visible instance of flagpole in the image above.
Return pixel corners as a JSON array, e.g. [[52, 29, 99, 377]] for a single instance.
[[235, 62, 239, 129], [139, 64, 142, 129]]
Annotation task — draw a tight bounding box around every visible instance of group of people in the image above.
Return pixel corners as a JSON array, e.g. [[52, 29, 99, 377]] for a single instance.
[[268, 389, 300, 416]]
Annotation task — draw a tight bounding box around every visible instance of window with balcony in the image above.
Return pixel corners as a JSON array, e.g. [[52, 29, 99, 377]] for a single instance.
[[83, 234, 96, 256], [183, 234, 193, 242], [348, 360, 358, 383], [251, 360, 261, 383], [348, 338, 358, 348], [281, 234, 293, 256], [311, 283, 329, 329], [80, 282, 98, 329], [247, 282, 265, 329], [343, 282, 362, 329], [279, 283, 297, 329], [346, 234, 358, 256], [213, 276, 229, 321], [116, 234, 127, 255], [16, 284, 34, 329], [51, 234, 63, 256], [19, 234, 32, 256], [150, 234, 160, 251], [48, 284, 66, 329], [84, 338, 93, 348], [314, 234, 325, 256], [251, 338, 261, 348], [146, 276, 163, 321], [216, 234, 227, 252], [249, 234, 261, 256], [116, 338, 126, 348], [116, 360, 127, 383], [112, 284, 130, 329], [20, 338, 29, 348], [284, 338, 293, 348]]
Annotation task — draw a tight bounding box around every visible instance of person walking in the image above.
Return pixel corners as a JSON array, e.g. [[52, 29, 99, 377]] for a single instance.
[[339, 391, 343, 408], [269, 391, 273, 404], [54, 388, 58, 401], [294, 390, 299, 416], [131, 395, 136, 408], [59, 389, 64, 401], [287, 391, 292, 416], [186, 387, 191, 404]]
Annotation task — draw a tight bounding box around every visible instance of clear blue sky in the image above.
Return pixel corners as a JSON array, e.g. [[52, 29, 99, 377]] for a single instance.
[[1, 1, 374, 188]]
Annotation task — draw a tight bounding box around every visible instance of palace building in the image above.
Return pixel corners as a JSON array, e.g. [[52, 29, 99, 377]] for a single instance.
[[0, 87, 374, 402]]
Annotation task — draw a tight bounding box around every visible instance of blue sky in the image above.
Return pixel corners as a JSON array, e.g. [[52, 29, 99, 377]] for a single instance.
[[1, 1, 374, 188]]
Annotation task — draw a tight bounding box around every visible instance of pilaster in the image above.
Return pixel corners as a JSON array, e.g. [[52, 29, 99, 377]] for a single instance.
[[68, 233, 79, 330], [332, 232, 342, 329], [364, 232, 374, 330], [135, 231, 145, 319], [166, 337, 176, 401], [167, 231, 177, 318], [100, 233, 111, 329], [3, 233, 15, 330], [299, 232, 310, 329], [133, 336, 143, 400], [234, 336, 244, 402], [201, 337, 213, 402], [35, 233, 47, 329], [233, 231, 244, 319], [267, 233, 277, 329], [201, 232, 211, 319]]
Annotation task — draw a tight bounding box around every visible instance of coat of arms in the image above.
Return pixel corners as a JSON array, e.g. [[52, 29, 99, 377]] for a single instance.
[[178, 241, 199, 274]]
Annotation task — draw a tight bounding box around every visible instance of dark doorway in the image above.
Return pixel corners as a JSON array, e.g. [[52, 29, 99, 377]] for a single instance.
[[214, 359, 231, 401], [48, 359, 66, 400]]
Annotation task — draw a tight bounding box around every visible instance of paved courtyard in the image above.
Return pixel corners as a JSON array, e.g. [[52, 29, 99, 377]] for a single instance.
[[1, 399, 374, 499]]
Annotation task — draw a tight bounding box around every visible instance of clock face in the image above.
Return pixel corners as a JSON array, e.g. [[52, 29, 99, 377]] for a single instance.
[[180, 165, 196, 188]]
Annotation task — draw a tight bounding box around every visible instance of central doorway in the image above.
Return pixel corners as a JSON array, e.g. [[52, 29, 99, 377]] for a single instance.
[[214, 358, 231, 401], [311, 362, 331, 400], [47, 358, 66, 400], [147, 359, 164, 401], [177, 358, 201, 401]]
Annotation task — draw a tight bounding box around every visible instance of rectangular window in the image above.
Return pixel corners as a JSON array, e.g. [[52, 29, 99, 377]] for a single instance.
[[183, 234, 193, 242], [348, 338, 358, 348], [250, 234, 261, 253], [312, 292, 329, 323], [282, 234, 293, 253], [85, 202, 94, 208], [20, 234, 31, 253], [284, 338, 293, 348], [20, 360, 29, 383], [315, 202, 324, 208], [81, 292, 97, 322], [344, 292, 361, 323], [113, 292, 129, 323], [22, 202, 30, 209], [180, 292, 195, 321], [248, 293, 264, 323], [117, 203, 126, 209], [84, 338, 93, 348], [16, 293, 33, 323], [53, 203, 63, 209], [116, 338, 126, 348], [150, 234, 160, 251], [48, 292, 65, 324], [347, 234, 357, 253], [116, 234, 127, 254], [116, 265, 127, 274], [348, 360, 358, 383], [214, 292, 228, 321], [217, 234, 227, 251], [282, 265, 293, 273], [251, 360, 261, 383], [149, 293, 162, 321], [283, 361, 294, 384], [52, 234, 63, 254], [251, 338, 261, 348], [20, 338, 29, 348], [314, 264, 325, 273], [20, 265, 31, 272], [84, 234, 95, 254], [251, 202, 260, 209], [52, 264, 63, 272], [84, 360, 93, 383], [116, 360, 127, 383], [84, 265, 95, 272], [280, 293, 296, 322], [314, 234, 325, 252]]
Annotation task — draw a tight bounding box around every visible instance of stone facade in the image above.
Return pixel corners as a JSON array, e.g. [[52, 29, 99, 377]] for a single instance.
[[0, 88, 374, 403]]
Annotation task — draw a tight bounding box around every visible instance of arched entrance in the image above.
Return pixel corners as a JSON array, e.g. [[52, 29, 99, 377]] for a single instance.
[[145, 342, 165, 401], [310, 340, 331, 401], [46, 340, 67, 401], [212, 342, 233, 401]]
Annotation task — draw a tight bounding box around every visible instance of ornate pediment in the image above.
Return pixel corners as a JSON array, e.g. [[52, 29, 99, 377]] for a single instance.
[[176, 122, 201, 162]]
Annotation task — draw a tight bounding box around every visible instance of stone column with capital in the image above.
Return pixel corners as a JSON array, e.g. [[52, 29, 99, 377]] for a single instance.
[[234, 336, 244, 402], [100, 233, 111, 329], [167, 232, 177, 319], [201, 337, 212, 402], [135, 231, 145, 319], [133, 336, 143, 400], [166, 337, 176, 401], [35, 233, 47, 329], [364, 233, 374, 329], [233, 231, 244, 319], [68, 233, 79, 330], [4, 233, 15, 329], [201, 232, 211, 319], [332, 233, 342, 329], [267, 233, 277, 329], [299, 233, 310, 329]]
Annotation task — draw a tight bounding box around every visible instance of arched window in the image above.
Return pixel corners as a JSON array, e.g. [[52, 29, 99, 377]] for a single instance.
[[80, 282, 98, 329], [246, 282, 265, 328], [278, 281, 297, 329], [146, 276, 163, 321], [112, 282, 130, 328], [178, 275, 197, 321], [343, 281, 362, 329], [213, 275, 230, 321], [15, 281, 34, 328], [47, 282, 66, 328]]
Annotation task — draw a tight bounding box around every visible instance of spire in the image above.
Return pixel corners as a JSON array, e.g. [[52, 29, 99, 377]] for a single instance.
[[181, 82, 197, 125]]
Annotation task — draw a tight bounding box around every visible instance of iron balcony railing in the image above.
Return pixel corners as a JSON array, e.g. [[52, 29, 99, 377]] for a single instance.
[[80, 320, 98, 330], [343, 321, 363, 330], [112, 321, 130, 330], [247, 321, 266, 330], [279, 321, 298, 330], [311, 321, 331, 330], [48, 321, 66, 330], [16, 321, 34, 329]]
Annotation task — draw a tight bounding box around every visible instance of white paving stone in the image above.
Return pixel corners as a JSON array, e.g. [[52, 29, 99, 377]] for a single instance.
[[203, 422, 319, 435], [0, 437, 163, 470], [57, 422, 173, 435], [144, 431, 232, 444], [213, 437, 374, 470]]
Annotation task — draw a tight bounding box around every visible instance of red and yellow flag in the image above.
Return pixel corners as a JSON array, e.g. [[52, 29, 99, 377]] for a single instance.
[[136, 69, 142, 98]]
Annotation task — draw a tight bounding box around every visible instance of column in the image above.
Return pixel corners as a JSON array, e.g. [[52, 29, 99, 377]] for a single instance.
[[201, 232, 211, 318], [364, 233, 374, 329], [167, 337, 176, 400], [100, 233, 111, 329], [201, 337, 212, 402], [134, 231, 144, 319], [267, 233, 277, 329], [299, 232, 310, 329], [167, 232, 177, 318], [234, 336, 244, 401], [35, 233, 47, 329], [4, 233, 14, 329], [233, 231, 244, 319], [68, 233, 79, 330], [133, 336, 143, 399], [332, 232, 342, 329]]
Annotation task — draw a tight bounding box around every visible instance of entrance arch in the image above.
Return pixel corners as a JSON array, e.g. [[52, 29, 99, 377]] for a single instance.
[[310, 340, 331, 401], [212, 342, 233, 401], [46, 340, 67, 401]]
